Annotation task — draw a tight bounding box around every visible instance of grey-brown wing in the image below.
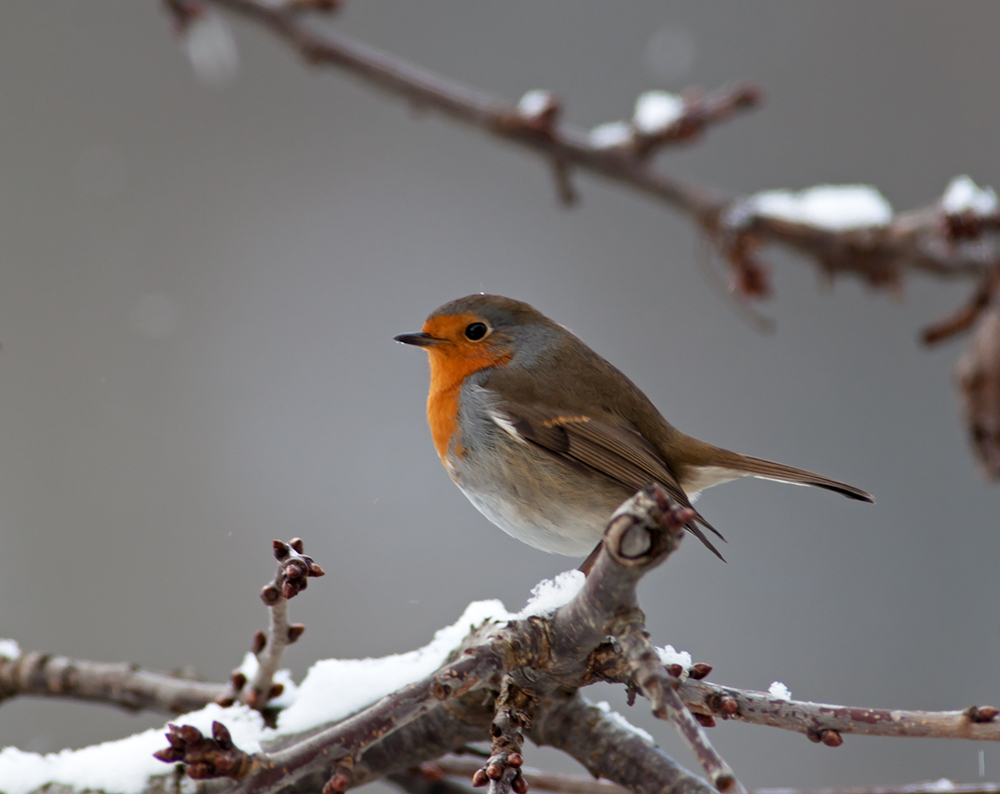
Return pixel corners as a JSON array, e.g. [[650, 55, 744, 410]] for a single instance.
[[495, 402, 726, 560]]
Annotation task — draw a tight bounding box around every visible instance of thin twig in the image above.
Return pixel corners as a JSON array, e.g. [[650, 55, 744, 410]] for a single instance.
[[242, 538, 324, 708], [617, 629, 742, 794], [679, 678, 1000, 742]]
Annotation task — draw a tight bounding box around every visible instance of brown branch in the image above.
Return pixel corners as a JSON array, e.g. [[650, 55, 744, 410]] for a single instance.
[[198, 0, 737, 224], [192, 0, 996, 306], [922, 264, 1000, 345], [531, 690, 716, 794], [474, 679, 529, 794], [617, 628, 741, 794], [0, 648, 224, 715], [955, 308, 1000, 479], [679, 678, 1000, 742], [239, 538, 324, 709]]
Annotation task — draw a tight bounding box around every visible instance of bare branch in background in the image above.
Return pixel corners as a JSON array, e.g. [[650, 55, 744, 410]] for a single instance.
[[955, 308, 1000, 479], [169, 0, 1000, 478]]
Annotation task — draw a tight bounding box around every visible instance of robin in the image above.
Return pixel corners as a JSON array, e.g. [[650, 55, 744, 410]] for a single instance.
[[395, 294, 872, 568]]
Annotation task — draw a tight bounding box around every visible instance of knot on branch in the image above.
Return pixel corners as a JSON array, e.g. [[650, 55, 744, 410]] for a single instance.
[[154, 720, 254, 779], [603, 484, 692, 568], [806, 727, 844, 747], [967, 705, 1000, 723]]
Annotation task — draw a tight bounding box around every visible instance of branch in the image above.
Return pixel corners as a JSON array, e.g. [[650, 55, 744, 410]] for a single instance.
[[237, 538, 324, 709], [189, 0, 996, 308], [530, 690, 716, 794], [955, 307, 1000, 479], [678, 678, 1000, 743], [150, 486, 735, 794], [193, 0, 743, 221], [0, 647, 224, 715]]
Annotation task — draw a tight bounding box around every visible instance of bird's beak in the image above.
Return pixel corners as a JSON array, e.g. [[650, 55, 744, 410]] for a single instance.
[[394, 332, 442, 348]]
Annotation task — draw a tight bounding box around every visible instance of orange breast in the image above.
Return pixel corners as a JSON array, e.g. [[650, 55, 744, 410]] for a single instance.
[[425, 345, 510, 467]]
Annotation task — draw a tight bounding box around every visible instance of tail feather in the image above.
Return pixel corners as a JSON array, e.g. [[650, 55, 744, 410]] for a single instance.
[[708, 450, 874, 503]]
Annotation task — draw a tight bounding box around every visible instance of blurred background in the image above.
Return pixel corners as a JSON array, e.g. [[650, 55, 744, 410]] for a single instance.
[[1, 1, 998, 788]]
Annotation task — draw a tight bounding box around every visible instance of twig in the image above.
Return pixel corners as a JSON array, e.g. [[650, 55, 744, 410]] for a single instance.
[[679, 678, 1000, 742], [474, 680, 530, 794], [922, 264, 1000, 345], [242, 538, 324, 708], [954, 308, 1000, 479], [617, 629, 741, 794]]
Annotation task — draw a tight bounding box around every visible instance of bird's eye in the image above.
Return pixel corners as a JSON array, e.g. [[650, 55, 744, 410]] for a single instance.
[[464, 322, 489, 341]]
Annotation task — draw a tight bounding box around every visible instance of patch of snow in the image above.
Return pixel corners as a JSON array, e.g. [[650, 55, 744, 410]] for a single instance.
[[941, 175, 998, 215], [182, 10, 239, 88], [768, 681, 792, 700], [593, 700, 655, 744], [517, 90, 555, 118], [234, 652, 299, 709], [0, 639, 21, 660], [633, 91, 685, 134], [927, 779, 955, 792], [516, 570, 585, 617], [589, 121, 633, 149], [0, 704, 264, 794], [655, 645, 692, 669], [749, 185, 893, 230], [278, 598, 511, 733]]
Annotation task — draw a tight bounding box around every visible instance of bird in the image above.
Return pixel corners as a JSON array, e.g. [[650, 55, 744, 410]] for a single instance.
[[395, 294, 872, 568]]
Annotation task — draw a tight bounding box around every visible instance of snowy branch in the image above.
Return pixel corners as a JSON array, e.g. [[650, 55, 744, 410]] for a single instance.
[[173, 0, 997, 313]]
